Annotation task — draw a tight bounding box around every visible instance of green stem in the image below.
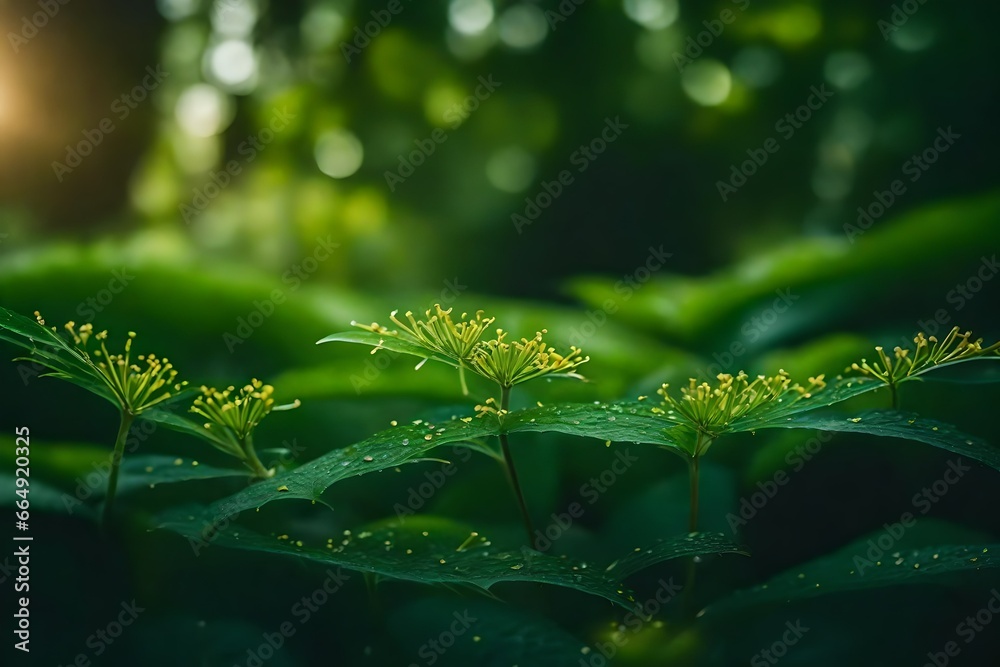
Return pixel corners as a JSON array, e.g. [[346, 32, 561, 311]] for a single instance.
[[458, 363, 469, 396], [102, 411, 135, 527], [687, 454, 700, 534], [683, 449, 703, 615], [499, 386, 535, 549], [242, 434, 272, 478], [889, 382, 899, 410]]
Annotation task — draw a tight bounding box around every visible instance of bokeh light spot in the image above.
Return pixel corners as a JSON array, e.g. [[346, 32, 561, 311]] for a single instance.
[[449, 0, 495, 36], [207, 40, 257, 90], [486, 147, 536, 193], [623, 0, 679, 30], [315, 129, 365, 179], [498, 4, 548, 50], [681, 60, 732, 106], [175, 84, 234, 138]]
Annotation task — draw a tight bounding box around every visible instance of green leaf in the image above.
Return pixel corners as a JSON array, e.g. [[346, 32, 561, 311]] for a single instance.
[[158, 513, 640, 608], [735, 409, 1000, 472], [0, 303, 118, 404], [702, 541, 1000, 617], [726, 376, 888, 431], [317, 330, 457, 368], [604, 532, 748, 579], [158, 512, 744, 609], [203, 414, 500, 518], [504, 402, 686, 453], [114, 454, 251, 496], [203, 402, 689, 521]]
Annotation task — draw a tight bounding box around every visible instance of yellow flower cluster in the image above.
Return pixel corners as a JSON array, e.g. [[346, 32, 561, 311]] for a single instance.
[[40, 313, 186, 415], [655, 370, 826, 433], [354, 305, 589, 391], [848, 327, 1000, 385]]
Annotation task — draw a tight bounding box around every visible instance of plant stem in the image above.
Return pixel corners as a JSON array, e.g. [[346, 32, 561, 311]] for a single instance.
[[243, 434, 272, 478], [458, 363, 469, 396], [889, 382, 899, 410], [687, 454, 700, 533], [683, 450, 702, 615], [102, 411, 135, 527], [499, 386, 535, 549]]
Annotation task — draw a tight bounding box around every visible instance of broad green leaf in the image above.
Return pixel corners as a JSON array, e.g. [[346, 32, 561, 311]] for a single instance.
[[726, 376, 888, 431], [158, 512, 744, 609], [504, 402, 685, 452], [204, 414, 500, 518], [204, 402, 688, 521], [158, 513, 640, 608], [604, 532, 747, 579], [736, 410, 1000, 472], [115, 455, 251, 496], [702, 541, 1000, 617], [0, 303, 118, 403]]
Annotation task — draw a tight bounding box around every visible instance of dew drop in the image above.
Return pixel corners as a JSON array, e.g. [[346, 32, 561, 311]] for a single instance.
[[363, 455, 374, 462]]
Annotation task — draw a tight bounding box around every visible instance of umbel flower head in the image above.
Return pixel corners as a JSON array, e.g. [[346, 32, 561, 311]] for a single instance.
[[37, 313, 187, 415], [655, 370, 827, 435], [847, 327, 1000, 385], [190, 379, 300, 477], [353, 305, 495, 394], [469, 329, 589, 390]]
